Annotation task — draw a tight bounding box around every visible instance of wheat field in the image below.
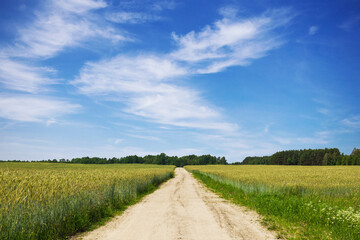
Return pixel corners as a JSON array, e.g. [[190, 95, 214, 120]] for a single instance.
[[186, 165, 360, 239], [0, 163, 174, 240]]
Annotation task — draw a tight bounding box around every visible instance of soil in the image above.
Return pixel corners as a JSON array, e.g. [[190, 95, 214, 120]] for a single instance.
[[72, 168, 276, 240]]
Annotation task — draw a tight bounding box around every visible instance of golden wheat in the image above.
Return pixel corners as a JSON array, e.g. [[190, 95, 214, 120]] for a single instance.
[[0, 162, 174, 239]]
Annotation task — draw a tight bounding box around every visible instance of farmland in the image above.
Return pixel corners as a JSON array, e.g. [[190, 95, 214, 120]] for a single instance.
[[0, 163, 174, 240], [186, 165, 360, 239]]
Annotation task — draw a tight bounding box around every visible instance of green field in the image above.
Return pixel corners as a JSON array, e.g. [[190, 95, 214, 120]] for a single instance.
[[0, 163, 174, 240], [185, 165, 360, 239]]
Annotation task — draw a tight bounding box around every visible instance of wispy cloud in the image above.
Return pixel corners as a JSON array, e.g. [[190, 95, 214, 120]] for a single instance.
[[171, 8, 293, 73], [273, 131, 330, 145], [308, 25, 319, 35], [273, 136, 292, 145], [151, 0, 177, 11], [0, 0, 130, 97], [318, 108, 330, 115], [7, 0, 126, 59], [218, 6, 239, 19], [0, 95, 80, 123], [342, 115, 360, 128], [264, 123, 273, 133], [127, 134, 161, 141], [118, 0, 177, 12], [72, 54, 237, 131], [0, 57, 58, 93], [53, 0, 107, 14], [107, 0, 176, 24], [106, 12, 162, 24], [339, 14, 360, 32], [112, 138, 124, 144], [73, 8, 292, 132], [73, 54, 186, 95], [0, 0, 133, 125]]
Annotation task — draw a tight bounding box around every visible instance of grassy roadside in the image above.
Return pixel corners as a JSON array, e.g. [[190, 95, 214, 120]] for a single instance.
[[71, 171, 174, 239], [188, 169, 360, 240]]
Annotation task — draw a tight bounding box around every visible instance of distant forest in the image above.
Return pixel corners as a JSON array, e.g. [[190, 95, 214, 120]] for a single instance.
[[239, 148, 360, 165], [3, 148, 360, 166], [2, 153, 227, 167]]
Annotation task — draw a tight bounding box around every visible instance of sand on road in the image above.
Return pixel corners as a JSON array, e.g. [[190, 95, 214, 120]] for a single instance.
[[73, 168, 276, 240]]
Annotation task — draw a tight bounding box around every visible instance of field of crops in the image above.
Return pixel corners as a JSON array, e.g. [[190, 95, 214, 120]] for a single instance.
[[0, 163, 174, 240], [186, 165, 360, 239]]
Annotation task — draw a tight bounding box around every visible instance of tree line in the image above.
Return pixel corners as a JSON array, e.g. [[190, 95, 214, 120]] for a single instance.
[[239, 148, 360, 165], [3, 148, 360, 166], [71, 153, 227, 167], [1, 153, 227, 167]]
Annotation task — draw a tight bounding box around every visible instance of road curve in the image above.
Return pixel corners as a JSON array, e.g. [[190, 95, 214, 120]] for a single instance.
[[73, 168, 276, 240]]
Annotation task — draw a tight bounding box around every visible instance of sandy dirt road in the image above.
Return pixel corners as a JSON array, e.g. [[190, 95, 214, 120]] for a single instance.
[[74, 168, 276, 240]]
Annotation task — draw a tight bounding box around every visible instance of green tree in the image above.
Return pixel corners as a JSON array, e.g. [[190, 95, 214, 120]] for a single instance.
[[351, 148, 360, 156], [322, 153, 329, 166]]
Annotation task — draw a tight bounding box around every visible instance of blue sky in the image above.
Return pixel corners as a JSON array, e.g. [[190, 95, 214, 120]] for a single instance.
[[0, 0, 359, 162]]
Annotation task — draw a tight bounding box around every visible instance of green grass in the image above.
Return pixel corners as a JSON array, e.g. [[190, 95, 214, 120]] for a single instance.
[[188, 167, 360, 240]]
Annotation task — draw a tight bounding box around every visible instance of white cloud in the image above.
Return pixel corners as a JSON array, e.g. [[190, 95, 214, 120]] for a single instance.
[[125, 87, 219, 121], [72, 8, 293, 132], [151, 0, 177, 11], [318, 108, 329, 115], [72, 54, 237, 131], [106, 12, 161, 24], [8, 0, 125, 59], [308, 25, 319, 35], [199, 134, 252, 149], [107, 0, 176, 25], [114, 138, 124, 144], [273, 136, 292, 145], [171, 19, 260, 62], [339, 15, 360, 32], [118, 0, 176, 11], [342, 116, 360, 128], [127, 134, 161, 141], [106, 0, 177, 24], [0, 0, 129, 96], [218, 6, 239, 19], [273, 131, 330, 145], [73, 55, 186, 94], [16, 14, 96, 58], [0, 57, 57, 93], [53, 0, 107, 14], [0, 95, 80, 122], [171, 8, 292, 73], [264, 123, 272, 133]]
